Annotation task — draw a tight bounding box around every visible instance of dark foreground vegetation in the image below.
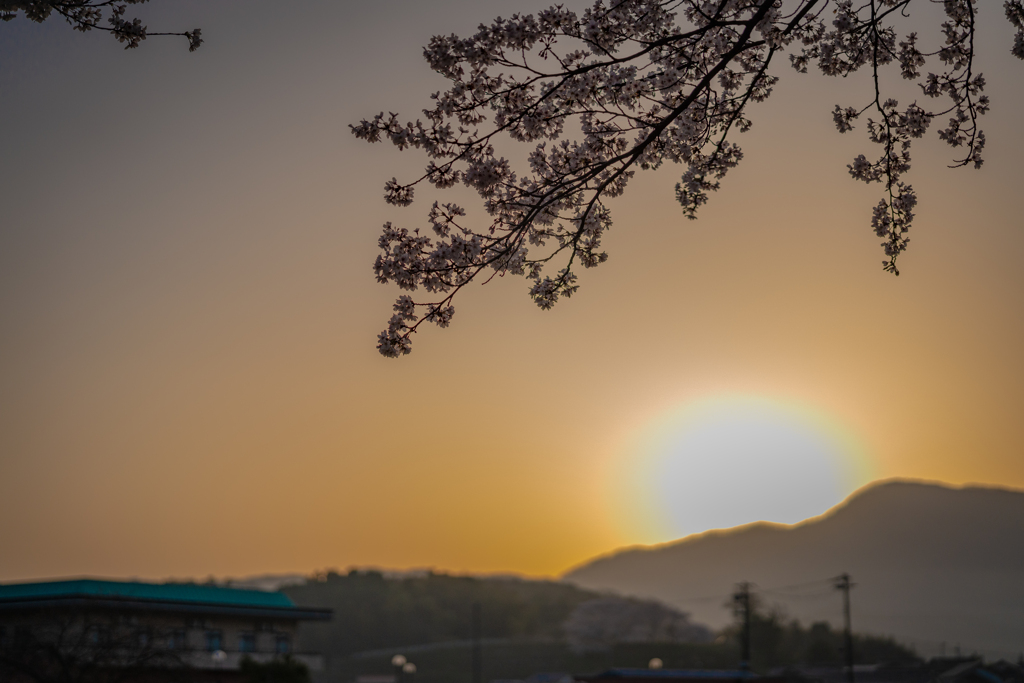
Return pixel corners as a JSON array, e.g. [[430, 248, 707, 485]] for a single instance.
[[284, 570, 918, 683]]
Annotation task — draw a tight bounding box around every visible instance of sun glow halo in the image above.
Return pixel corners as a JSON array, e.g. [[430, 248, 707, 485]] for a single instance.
[[615, 396, 874, 543]]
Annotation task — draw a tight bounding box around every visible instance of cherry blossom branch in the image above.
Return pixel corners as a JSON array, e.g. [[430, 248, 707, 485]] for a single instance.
[[2, 1, 202, 51], [355, 0, 1021, 356]]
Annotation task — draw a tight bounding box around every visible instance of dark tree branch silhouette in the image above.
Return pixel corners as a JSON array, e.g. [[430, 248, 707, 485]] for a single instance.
[[1, 1, 202, 50], [352, 0, 1024, 357]]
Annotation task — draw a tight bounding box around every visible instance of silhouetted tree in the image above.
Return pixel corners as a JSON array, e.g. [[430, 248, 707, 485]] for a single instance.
[[1, 2, 201, 50], [719, 606, 919, 670], [352, 0, 1024, 356], [286, 570, 604, 656]]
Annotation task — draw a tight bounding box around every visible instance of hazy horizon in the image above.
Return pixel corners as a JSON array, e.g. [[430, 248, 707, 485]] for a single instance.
[[2, 477, 1017, 585]]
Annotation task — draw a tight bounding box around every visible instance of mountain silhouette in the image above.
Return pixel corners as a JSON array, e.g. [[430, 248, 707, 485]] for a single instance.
[[563, 480, 1024, 659]]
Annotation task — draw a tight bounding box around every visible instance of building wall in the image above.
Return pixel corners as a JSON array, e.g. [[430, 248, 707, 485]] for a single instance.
[[0, 608, 322, 673]]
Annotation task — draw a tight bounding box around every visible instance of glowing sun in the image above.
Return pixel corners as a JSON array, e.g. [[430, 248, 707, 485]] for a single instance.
[[617, 396, 873, 542]]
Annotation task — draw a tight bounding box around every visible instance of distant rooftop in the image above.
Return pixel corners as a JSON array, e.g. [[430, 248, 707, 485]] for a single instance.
[[0, 579, 330, 620], [0, 579, 294, 608]]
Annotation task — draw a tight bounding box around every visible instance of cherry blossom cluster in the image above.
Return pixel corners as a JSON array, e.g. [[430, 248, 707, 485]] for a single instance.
[[353, 0, 1022, 356], [2, 1, 203, 51], [1006, 2, 1024, 61], [804, 0, 996, 273]]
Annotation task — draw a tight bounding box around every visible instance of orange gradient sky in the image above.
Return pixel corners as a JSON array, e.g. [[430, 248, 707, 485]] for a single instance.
[[1, 0, 1022, 583]]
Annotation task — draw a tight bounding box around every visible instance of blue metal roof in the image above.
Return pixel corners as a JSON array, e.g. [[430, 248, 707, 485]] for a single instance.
[[0, 579, 295, 609]]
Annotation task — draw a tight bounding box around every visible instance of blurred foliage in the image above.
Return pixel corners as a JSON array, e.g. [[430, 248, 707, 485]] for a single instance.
[[718, 608, 921, 671], [284, 571, 920, 683], [285, 570, 601, 656]]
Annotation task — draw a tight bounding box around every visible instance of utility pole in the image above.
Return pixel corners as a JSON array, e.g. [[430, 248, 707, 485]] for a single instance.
[[471, 602, 482, 683], [835, 574, 855, 683], [732, 582, 752, 672]]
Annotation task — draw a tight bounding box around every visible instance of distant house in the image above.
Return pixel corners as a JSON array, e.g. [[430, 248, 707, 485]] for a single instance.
[[0, 578, 331, 682], [935, 660, 1024, 683]]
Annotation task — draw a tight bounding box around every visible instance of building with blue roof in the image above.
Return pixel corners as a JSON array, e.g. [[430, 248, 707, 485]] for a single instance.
[[0, 578, 331, 681]]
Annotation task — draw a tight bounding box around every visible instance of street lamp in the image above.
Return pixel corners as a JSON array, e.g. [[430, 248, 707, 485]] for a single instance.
[[649, 659, 663, 670], [403, 662, 417, 682], [392, 654, 407, 683]]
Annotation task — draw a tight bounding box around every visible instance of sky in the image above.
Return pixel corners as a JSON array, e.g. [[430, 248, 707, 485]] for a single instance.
[[1, 0, 1022, 583]]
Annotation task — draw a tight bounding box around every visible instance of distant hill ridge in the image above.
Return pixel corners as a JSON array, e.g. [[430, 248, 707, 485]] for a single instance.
[[562, 480, 1024, 659]]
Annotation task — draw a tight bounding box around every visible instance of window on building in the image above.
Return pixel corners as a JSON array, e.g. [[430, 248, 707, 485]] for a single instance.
[[275, 634, 290, 655], [205, 630, 223, 652], [167, 629, 186, 650], [239, 632, 256, 653]]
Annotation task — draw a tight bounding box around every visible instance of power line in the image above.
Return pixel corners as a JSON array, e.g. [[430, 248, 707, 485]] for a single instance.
[[759, 577, 839, 596], [671, 575, 841, 606]]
